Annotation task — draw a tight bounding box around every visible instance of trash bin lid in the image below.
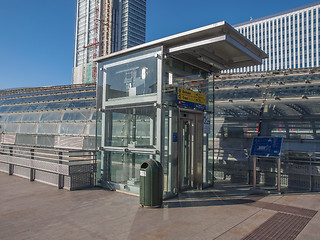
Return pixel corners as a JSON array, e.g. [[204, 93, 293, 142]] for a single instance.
[[140, 159, 162, 172]]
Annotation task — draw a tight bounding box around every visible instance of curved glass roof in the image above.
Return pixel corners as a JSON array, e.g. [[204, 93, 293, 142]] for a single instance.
[[0, 84, 97, 141], [0, 84, 96, 113], [215, 69, 320, 118], [0, 84, 96, 100], [0, 99, 96, 114], [0, 91, 95, 105]]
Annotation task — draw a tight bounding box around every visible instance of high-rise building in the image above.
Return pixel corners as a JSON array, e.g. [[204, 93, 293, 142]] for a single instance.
[[233, 2, 320, 73], [73, 0, 146, 84], [121, 0, 146, 49]]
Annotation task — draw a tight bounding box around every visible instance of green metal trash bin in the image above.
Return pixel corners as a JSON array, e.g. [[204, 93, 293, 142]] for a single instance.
[[140, 159, 163, 207]]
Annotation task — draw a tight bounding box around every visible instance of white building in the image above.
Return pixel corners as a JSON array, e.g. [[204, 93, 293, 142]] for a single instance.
[[233, 1, 320, 72], [73, 0, 146, 84]]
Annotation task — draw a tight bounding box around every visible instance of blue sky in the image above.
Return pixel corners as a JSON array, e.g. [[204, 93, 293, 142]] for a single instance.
[[0, 0, 318, 89]]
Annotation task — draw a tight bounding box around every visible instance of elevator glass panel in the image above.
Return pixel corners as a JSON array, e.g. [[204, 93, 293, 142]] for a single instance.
[[181, 119, 194, 189]]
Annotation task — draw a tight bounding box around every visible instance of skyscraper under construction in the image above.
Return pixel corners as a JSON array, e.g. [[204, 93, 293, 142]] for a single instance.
[[73, 0, 146, 84]]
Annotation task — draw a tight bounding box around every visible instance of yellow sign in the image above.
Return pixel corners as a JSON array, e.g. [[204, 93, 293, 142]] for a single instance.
[[177, 88, 206, 105]]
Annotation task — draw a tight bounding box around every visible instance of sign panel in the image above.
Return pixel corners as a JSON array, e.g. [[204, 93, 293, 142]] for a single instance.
[[172, 132, 178, 143], [250, 137, 283, 157], [176, 88, 206, 110]]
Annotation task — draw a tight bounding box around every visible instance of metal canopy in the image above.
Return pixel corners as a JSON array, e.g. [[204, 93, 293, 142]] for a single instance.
[[167, 34, 264, 72], [95, 21, 268, 73]]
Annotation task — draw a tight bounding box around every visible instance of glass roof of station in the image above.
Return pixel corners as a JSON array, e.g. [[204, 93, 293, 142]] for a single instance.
[[0, 84, 96, 114], [214, 68, 320, 118], [0, 85, 96, 99]]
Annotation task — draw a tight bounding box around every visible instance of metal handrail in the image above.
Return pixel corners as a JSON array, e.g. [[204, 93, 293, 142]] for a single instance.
[[0, 144, 97, 165], [0, 143, 97, 190], [213, 147, 320, 159]]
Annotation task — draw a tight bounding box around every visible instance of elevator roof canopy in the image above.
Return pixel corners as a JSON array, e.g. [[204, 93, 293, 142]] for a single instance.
[[96, 21, 268, 73]]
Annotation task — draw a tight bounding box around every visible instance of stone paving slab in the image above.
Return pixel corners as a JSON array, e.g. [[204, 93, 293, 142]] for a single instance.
[[295, 211, 320, 240], [0, 172, 320, 240]]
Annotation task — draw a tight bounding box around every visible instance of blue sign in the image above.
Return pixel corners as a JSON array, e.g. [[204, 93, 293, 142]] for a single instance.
[[172, 132, 178, 143], [177, 100, 206, 110], [250, 137, 283, 157]]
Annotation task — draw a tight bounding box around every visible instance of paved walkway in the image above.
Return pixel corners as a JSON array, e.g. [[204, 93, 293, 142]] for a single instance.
[[0, 172, 320, 240]]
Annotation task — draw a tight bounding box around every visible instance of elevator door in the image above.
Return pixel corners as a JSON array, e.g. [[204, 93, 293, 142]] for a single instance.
[[179, 111, 203, 191]]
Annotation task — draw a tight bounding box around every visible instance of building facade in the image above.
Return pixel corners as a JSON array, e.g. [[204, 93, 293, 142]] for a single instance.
[[121, 0, 146, 50], [233, 2, 320, 73], [73, 0, 146, 84]]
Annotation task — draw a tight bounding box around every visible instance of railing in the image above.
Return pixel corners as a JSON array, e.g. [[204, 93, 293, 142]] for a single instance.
[[0, 144, 97, 190], [213, 147, 320, 191]]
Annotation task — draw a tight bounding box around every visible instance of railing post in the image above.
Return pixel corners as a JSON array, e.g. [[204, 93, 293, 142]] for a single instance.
[[309, 153, 313, 192], [245, 149, 251, 185], [8, 146, 14, 175], [58, 151, 64, 189], [90, 151, 97, 187], [30, 148, 35, 181], [253, 156, 257, 188], [277, 157, 281, 193]]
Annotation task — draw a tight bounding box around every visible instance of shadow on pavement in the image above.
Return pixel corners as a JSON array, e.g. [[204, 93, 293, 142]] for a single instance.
[[162, 181, 269, 208], [163, 198, 256, 208]]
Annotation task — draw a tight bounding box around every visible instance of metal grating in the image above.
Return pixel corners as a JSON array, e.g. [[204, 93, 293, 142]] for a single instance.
[[288, 174, 310, 189], [312, 176, 320, 191], [247, 201, 317, 218], [241, 212, 311, 240], [11, 156, 31, 167], [64, 176, 71, 189], [54, 136, 84, 149], [0, 155, 69, 175], [70, 173, 92, 190], [2, 134, 16, 144], [34, 170, 58, 185], [13, 165, 30, 178], [214, 162, 320, 191], [0, 162, 8, 173], [0, 144, 95, 190], [241, 199, 317, 240], [69, 164, 93, 174]]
